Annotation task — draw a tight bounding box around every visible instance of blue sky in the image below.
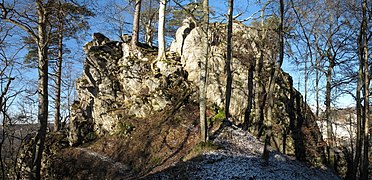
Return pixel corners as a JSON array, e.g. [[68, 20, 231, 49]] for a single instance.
[[1, 0, 356, 124]]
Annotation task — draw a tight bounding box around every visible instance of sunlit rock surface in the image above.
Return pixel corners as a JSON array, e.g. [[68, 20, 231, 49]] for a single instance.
[[69, 33, 191, 145], [12, 21, 343, 179], [170, 22, 326, 165], [67, 22, 326, 174]]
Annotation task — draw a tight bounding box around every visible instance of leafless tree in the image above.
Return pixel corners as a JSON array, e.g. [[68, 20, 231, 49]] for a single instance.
[[0, 21, 28, 180], [359, 0, 369, 179], [225, 0, 233, 120], [131, 0, 142, 49], [263, 0, 284, 164], [1, 0, 52, 178], [157, 0, 167, 60], [199, 0, 209, 142]]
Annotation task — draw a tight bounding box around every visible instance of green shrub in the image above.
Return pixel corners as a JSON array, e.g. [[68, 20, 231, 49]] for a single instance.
[[208, 105, 225, 126], [116, 121, 135, 136]]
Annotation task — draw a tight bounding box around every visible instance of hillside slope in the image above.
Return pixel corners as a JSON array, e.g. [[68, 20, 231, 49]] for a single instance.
[[16, 22, 335, 179], [146, 125, 340, 180], [46, 121, 339, 179]]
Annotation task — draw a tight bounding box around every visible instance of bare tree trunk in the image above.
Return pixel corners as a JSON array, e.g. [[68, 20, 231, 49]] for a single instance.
[[252, 52, 264, 136], [353, 1, 369, 176], [54, 3, 63, 132], [315, 58, 320, 117], [144, 1, 155, 46], [199, 0, 209, 142], [0, 78, 13, 179], [131, 0, 141, 49], [0, 127, 4, 180], [1, 1, 49, 178], [361, 0, 369, 179], [243, 64, 254, 131], [354, 44, 363, 180], [345, 114, 355, 180], [225, 0, 233, 119], [252, 1, 269, 137], [325, 55, 335, 169], [157, 0, 166, 60], [304, 58, 307, 119], [290, 0, 315, 121], [145, 19, 153, 46], [263, 0, 284, 164], [31, 1, 49, 179]]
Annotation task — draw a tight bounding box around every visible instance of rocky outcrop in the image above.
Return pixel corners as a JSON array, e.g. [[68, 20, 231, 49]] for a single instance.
[[69, 33, 192, 145], [69, 22, 326, 166], [169, 22, 326, 165]]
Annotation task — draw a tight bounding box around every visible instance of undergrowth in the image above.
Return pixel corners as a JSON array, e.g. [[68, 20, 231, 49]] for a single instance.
[[183, 141, 221, 161]]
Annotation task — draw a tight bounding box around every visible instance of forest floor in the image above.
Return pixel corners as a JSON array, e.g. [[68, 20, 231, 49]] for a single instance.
[[144, 124, 341, 180]]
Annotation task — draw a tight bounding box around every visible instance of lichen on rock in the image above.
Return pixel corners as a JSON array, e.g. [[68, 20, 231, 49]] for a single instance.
[[69, 33, 192, 145], [169, 22, 326, 166], [68, 21, 326, 171]]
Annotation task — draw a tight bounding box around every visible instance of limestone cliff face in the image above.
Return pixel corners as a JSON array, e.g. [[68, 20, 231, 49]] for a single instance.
[[69, 34, 191, 145], [70, 22, 326, 165], [169, 21, 326, 165]]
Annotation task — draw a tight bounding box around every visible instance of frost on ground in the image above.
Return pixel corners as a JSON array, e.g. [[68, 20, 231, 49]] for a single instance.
[[145, 125, 341, 180]]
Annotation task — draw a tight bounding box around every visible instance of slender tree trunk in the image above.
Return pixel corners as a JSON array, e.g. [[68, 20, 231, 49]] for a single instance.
[[304, 57, 307, 120], [291, 1, 313, 121], [0, 79, 12, 180], [354, 46, 363, 180], [54, 3, 63, 132], [199, 0, 209, 142], [352, 3, 370, 178], [253, 51, 264, 136], [131, 0, 141, 49], [345, 114, 355, 180], [31, 1, 49, 179], [243, 64, 254, 131], [315, 56, 321, 143], [263, 0, 284, 163], [0, 126, 4, 180], [225, 0, 233, 119], [145, 19, 153, 46], [325, 56, 335, 169], [157, 0, 166, 60], [315, 58, 320, 118], [1, 1, 50, 178], [252, 2, 268, 136], [361, 0, 369, 179], [145, 1, 154, 46]]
